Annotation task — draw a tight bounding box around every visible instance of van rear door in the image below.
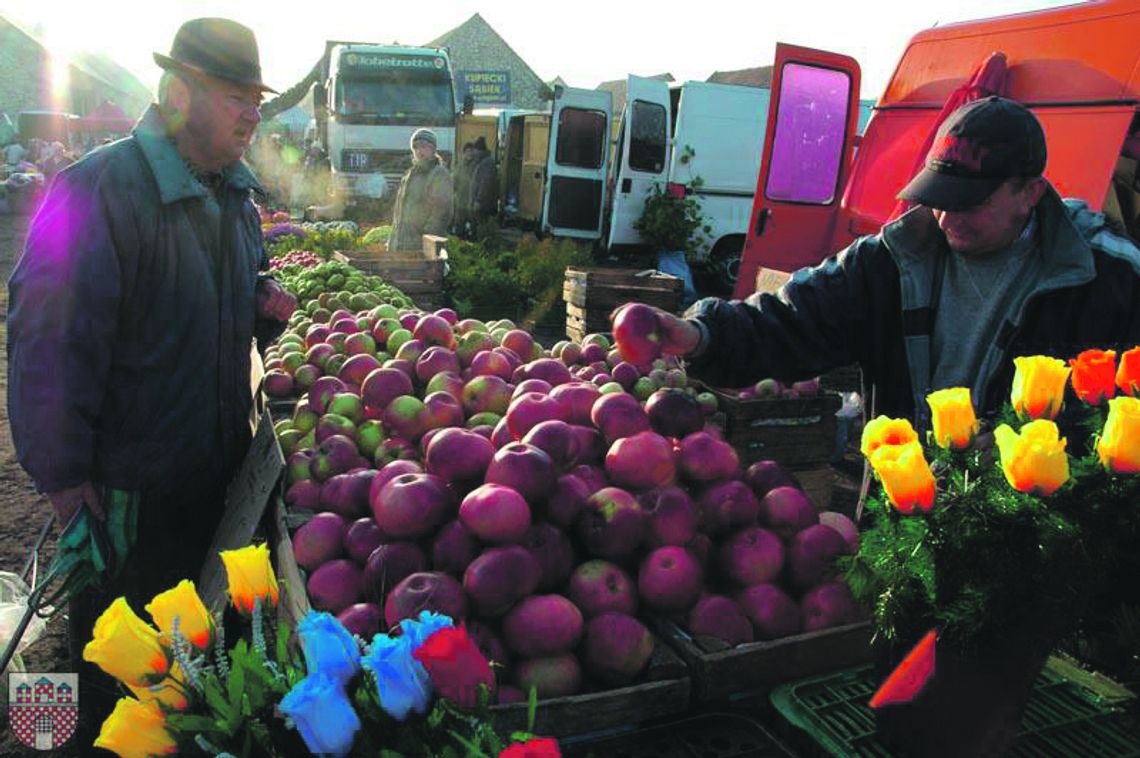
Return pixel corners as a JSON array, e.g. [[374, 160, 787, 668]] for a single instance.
[[735, 44, 862, 300], [606, 76, 672, 247], [542, 86, 613, 239]]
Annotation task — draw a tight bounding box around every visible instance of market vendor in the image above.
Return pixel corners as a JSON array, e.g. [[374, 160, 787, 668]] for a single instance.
[[6, 16, 296, 746], [641, 97, 1140, 425], [389, 127, 454, 251]]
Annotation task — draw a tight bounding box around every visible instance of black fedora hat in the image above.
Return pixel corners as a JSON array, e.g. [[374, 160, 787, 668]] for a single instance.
[[154, 18, 277, 93]]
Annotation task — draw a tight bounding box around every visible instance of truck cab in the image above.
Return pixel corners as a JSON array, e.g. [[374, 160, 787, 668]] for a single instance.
[[737, 0, 1140, 300], [315, 43, 458, 203]]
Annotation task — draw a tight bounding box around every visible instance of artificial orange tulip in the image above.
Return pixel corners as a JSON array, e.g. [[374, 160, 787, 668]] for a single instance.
[[1117, 347, 1140, 397], [1010, 356, 1070, 420], [869, 441, 936, 514], [1069, 349, 1117, 406], [860, 416, 919, 458], [146, 580, 214, 649], [83, 598, 170, 687], [993, 420, 1069, 496], [925, 387, 978, 449], [220, 543, 279, 614], [94, 697, 177, 758], [128, 662, 190, 712], [1097, 396, 1140, 474]]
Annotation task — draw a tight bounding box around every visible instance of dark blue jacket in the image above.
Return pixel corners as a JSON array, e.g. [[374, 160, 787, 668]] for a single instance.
[[686, 188, 1140, 427], [8, 106, 282, 496]]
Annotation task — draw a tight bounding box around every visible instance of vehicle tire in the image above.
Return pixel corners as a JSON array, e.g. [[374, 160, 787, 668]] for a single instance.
[[709, 236, 743, 294]]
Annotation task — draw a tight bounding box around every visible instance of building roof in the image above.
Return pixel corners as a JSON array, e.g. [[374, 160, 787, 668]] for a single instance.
[[0, 14, 151, 116], [427, 13, 551, 101], [706, 66, 773, 88]]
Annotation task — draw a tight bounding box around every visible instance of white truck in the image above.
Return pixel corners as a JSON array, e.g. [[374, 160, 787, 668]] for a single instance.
[[312, 42, 458, 204]]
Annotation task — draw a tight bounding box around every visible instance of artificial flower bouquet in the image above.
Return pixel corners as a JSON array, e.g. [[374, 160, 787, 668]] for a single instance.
[[83, 543, 559, 758], [845, 347, 1140, 675]]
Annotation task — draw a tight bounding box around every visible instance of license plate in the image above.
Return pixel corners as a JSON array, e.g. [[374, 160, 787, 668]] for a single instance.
[[344, 150, 371, 171]]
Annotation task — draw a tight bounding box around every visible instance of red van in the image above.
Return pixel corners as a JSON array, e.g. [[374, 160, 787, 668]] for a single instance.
[[736, 0, 1140, 300]]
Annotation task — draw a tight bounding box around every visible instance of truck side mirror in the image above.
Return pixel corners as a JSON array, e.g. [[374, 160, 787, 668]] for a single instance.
[[462, 94, 475, 115], [312, 83, 327, 108]]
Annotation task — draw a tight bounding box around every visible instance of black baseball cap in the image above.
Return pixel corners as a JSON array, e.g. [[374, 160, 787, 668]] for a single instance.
[[897, 96, 1046, 212]]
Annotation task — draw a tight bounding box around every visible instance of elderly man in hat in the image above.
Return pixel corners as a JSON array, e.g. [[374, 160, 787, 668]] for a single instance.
[[7, 17, 295, 744], [622, 97, 1140, 424], [389, 127, 453, 251]]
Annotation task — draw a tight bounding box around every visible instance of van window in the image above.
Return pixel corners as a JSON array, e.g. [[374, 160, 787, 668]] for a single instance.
[[555, 108, 606, 169], [629, 100, 667, 172], [766, 63, 850, 205]]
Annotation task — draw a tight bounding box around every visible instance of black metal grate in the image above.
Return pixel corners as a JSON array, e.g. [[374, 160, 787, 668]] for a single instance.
[[771, 665, 1140, 758], [565, 713, 796, 758]]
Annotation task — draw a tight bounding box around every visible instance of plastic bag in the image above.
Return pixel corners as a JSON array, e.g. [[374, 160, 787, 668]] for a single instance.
[[656, 250, 698, 308], [0, 572, 49, 674]]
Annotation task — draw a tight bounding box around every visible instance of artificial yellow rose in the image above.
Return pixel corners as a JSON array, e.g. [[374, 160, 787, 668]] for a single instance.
[[993, 420, 1069, 496], [860, 416, 919, 458], [1010, 356, 1070, 420], [94, 697, 177, 758], [926, 387, 979, 449], [146, 580, 214, 650], [220, 543, 280, 615], [869, 441, 936, 514], [83, 598, 170, 687], [128, 662, 190, 712], [1097, 396, 1140, 474]]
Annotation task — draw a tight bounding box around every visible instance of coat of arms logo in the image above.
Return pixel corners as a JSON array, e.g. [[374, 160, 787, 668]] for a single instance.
[[8, 673, 78, 750]]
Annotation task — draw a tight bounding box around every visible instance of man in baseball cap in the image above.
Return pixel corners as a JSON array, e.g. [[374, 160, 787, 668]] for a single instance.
[[614, 95, 1140, 430]]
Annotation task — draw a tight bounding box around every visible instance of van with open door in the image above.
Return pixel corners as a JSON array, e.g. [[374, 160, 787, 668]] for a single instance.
[[736, 0, 1140, 300], [500, 85, 613, 239], [606, 76, 770, 290]]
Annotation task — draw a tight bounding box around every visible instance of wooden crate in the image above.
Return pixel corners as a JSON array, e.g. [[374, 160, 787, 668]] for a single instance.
[[650, 617, 873, 703], [489, 643, 691, 739], [563, 267, 682, 342], [711, 389, 842, 468], [268, 494, 693, 737]]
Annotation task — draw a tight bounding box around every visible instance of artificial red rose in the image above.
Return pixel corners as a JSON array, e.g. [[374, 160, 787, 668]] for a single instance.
[[412, 625, 494, 708], [1069, 349, 1116, 406], [499, 737, 562, 757]]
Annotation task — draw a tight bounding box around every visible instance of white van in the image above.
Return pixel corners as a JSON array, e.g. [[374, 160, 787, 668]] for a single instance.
[[606, 76, 770, 288]]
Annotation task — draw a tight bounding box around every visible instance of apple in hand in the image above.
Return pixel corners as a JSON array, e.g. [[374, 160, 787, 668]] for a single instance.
[[613, 303, 663, 365]]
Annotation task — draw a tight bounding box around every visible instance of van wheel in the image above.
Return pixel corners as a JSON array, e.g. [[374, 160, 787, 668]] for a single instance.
[[709, 237, 743, 293]]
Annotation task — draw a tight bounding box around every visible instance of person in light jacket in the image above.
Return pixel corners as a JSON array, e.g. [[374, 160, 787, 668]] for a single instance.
[[389, 127, 453, 251]]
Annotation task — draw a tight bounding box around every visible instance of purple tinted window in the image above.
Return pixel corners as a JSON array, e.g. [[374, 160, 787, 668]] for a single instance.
[[765, 63, 851, 204]]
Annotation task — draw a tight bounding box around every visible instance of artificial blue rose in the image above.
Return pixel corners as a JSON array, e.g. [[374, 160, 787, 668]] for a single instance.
[[399, 610, 454, 651], [361, 633, 433, 721], [297, 611, 361, 687], [279, 674, 361, 758]]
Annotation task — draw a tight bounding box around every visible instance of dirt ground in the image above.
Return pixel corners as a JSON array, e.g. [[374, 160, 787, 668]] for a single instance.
[[0, 212, 76, 756]]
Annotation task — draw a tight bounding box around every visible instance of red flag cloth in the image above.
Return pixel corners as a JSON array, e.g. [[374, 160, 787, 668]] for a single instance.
[[888, 52, 1009, 220]]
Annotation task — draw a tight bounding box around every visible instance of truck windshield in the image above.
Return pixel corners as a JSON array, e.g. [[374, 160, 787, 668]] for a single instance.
[[335, 75, 455, 126]]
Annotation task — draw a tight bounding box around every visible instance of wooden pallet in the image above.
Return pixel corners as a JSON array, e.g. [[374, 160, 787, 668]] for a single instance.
[[650, 618, 873, 703], [489, 643, 691, 738], [563, 267, 682, 343], [710, 389, 842, 468]]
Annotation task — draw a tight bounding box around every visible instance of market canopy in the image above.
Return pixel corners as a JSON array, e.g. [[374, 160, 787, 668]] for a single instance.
[[76, 100, 135, 134]]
